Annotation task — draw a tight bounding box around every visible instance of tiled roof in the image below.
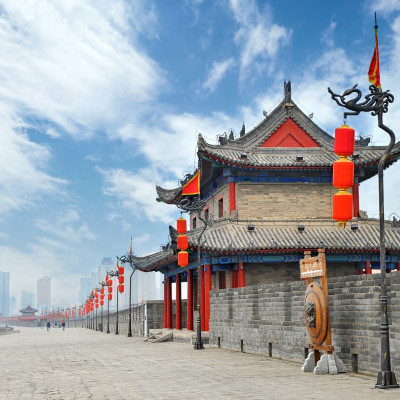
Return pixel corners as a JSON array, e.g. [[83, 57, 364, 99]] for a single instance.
[[182, 219, 400, 252], [19, 305, 38, 314], [197, 98, 400, 169], [156, 185, 182, 204], [128, 249, 176, 271]]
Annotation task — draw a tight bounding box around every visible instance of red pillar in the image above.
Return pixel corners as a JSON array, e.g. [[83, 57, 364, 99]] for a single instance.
[[187, 269, 194, 331], [204, 264, 212, 331], [200, 265, 205, 331], [175, 274, 181, 330], [229, 182, 236, 215], [166, 277, 172, 329], [397, 262, 400, 271], [231, 270, 238, 288], [365, 261, 372, 274], [352, 182, 360, 218], [357, 268, 363, 275], [163, 277, 167, 328], [238, 262, 245, 287]]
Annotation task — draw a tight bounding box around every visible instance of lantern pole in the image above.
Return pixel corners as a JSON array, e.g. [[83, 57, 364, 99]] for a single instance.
[[173, 195, 208, 350], [108, 269, 120, 335], [118, 255, 140, 338], [328, 84, 398, 389]]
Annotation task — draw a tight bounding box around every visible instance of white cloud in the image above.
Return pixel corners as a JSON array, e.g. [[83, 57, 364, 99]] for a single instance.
[[229, 0, 291, 81], [203, 58, 235, 92], [98, 167, 178, 224], [34, 208, 97, 241], [0, 108, 67, 215], [321, 21, 337, 47], [0, 0, 165, 137]]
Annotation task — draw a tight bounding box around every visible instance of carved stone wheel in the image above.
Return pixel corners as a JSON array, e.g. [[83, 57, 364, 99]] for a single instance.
[[304, 282, 328, 346]]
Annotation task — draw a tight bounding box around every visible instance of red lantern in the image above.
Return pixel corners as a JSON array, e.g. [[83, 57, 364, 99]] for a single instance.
[[177, 234, 188, 250], [100, 300, 104, 306], [118, 266, 124, 275], [334, 125, 355, 156], [118, 284, 124, 293], [178, 251, 189, 267], [108, 286, 113, 293], [177, 217, 187, 234], [333, 190, 353, 224], [108, 279, 113, 286], [108, 293, 112, 301], [100, 294, 104, 300], [100, 287, 104, 294], [118, 275, 124, 284], [106, 274, 108, 281], [333, 157, 354, 189]]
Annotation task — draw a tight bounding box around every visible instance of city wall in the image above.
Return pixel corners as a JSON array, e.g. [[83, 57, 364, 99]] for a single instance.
[[209, 270, 400, 375]]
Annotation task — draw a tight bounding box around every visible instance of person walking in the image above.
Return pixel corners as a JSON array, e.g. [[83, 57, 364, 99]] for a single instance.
[[47, 321, 50, 331], [62, 320, 65, 330]]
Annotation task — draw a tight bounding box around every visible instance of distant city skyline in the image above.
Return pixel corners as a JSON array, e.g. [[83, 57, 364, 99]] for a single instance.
[[0, 271, 10, 316]]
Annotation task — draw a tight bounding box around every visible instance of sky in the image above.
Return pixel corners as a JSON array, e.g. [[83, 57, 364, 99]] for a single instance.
[[1, 0, 400, 308]]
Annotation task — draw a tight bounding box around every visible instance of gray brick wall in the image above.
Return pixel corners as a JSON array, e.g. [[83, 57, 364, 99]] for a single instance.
[[209, 271, 400, 375], [104, 300, 187, 336]]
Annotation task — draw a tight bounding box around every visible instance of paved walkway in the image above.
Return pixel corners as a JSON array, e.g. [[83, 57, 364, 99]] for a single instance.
[[0, 327, 398, 399]]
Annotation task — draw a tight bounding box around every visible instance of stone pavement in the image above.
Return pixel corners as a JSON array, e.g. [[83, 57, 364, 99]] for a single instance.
[[0, 327, 398, 400]]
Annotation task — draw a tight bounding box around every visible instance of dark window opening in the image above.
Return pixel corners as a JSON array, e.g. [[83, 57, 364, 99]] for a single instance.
[[192, 217, 197, 229], [218, 198, 223, 218], [204, 208, 209, 221]]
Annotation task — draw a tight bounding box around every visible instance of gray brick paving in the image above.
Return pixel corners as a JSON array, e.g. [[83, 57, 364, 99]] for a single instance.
[[0, 327, 398, 399]]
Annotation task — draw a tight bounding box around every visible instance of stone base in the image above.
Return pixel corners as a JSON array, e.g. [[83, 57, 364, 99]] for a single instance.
[[301, 352, 347, 375]]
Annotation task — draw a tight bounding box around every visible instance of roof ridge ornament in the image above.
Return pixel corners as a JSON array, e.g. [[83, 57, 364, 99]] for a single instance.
[[284, 79, 292, 102]]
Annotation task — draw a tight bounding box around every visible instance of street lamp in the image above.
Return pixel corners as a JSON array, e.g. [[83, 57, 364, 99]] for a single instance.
[[108, 261, 124, 336], [118, 254, 138, 338], [173, 196, 208, 350], [328, 83, 398, 388]]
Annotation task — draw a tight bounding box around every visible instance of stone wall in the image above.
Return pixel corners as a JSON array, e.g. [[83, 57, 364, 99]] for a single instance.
[[99, 300, 187, 336], [209, 271, 400, 375], [237, 183, 337, 219]]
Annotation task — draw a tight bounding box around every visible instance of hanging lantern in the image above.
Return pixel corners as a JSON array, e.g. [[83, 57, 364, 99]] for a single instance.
[[100, 294, 104, 301], [332, 124, 356, 228], [100, 300, 104, 306], [100, 287, 104, 295], [178, 251, 189, 267], [177, 234, 188, 250], [108, 285, 113, 293], [333, 157, 354, 189], [118, 266, 124, 275], [333, 190, 353, 226], [108, 293, 112, 301], [108, 279, 113, 286], [118, 275, 124, 284], [177, 217, 187, 234], [118, 284, 124, 293], [334, 125, 355, 156]]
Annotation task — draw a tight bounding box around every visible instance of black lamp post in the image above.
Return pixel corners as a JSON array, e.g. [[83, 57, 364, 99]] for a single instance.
[[108, 269, 121, 335], [328, 83, 398, 389], [174, 196, 208, 350], [118, 255, 138, 338]]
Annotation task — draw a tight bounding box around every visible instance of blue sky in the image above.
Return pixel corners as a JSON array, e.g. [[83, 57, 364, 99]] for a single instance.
[[1, 0, 400, 307]]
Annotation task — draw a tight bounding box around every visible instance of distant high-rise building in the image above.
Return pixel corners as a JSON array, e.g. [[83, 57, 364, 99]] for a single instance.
[[37, 276, 51, 312], [20, 289, 35, 309], [78, 276, 92, 306], [0, 271, 10, 316]]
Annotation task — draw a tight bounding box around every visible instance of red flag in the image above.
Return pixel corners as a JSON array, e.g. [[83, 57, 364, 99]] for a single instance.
[[182, 170, 200, 195], [368, 17, 381, 88], [130, 236, 132, 255]]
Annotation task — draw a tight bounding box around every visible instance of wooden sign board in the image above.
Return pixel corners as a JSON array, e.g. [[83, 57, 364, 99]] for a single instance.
[[300, 252, 326, 279]]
